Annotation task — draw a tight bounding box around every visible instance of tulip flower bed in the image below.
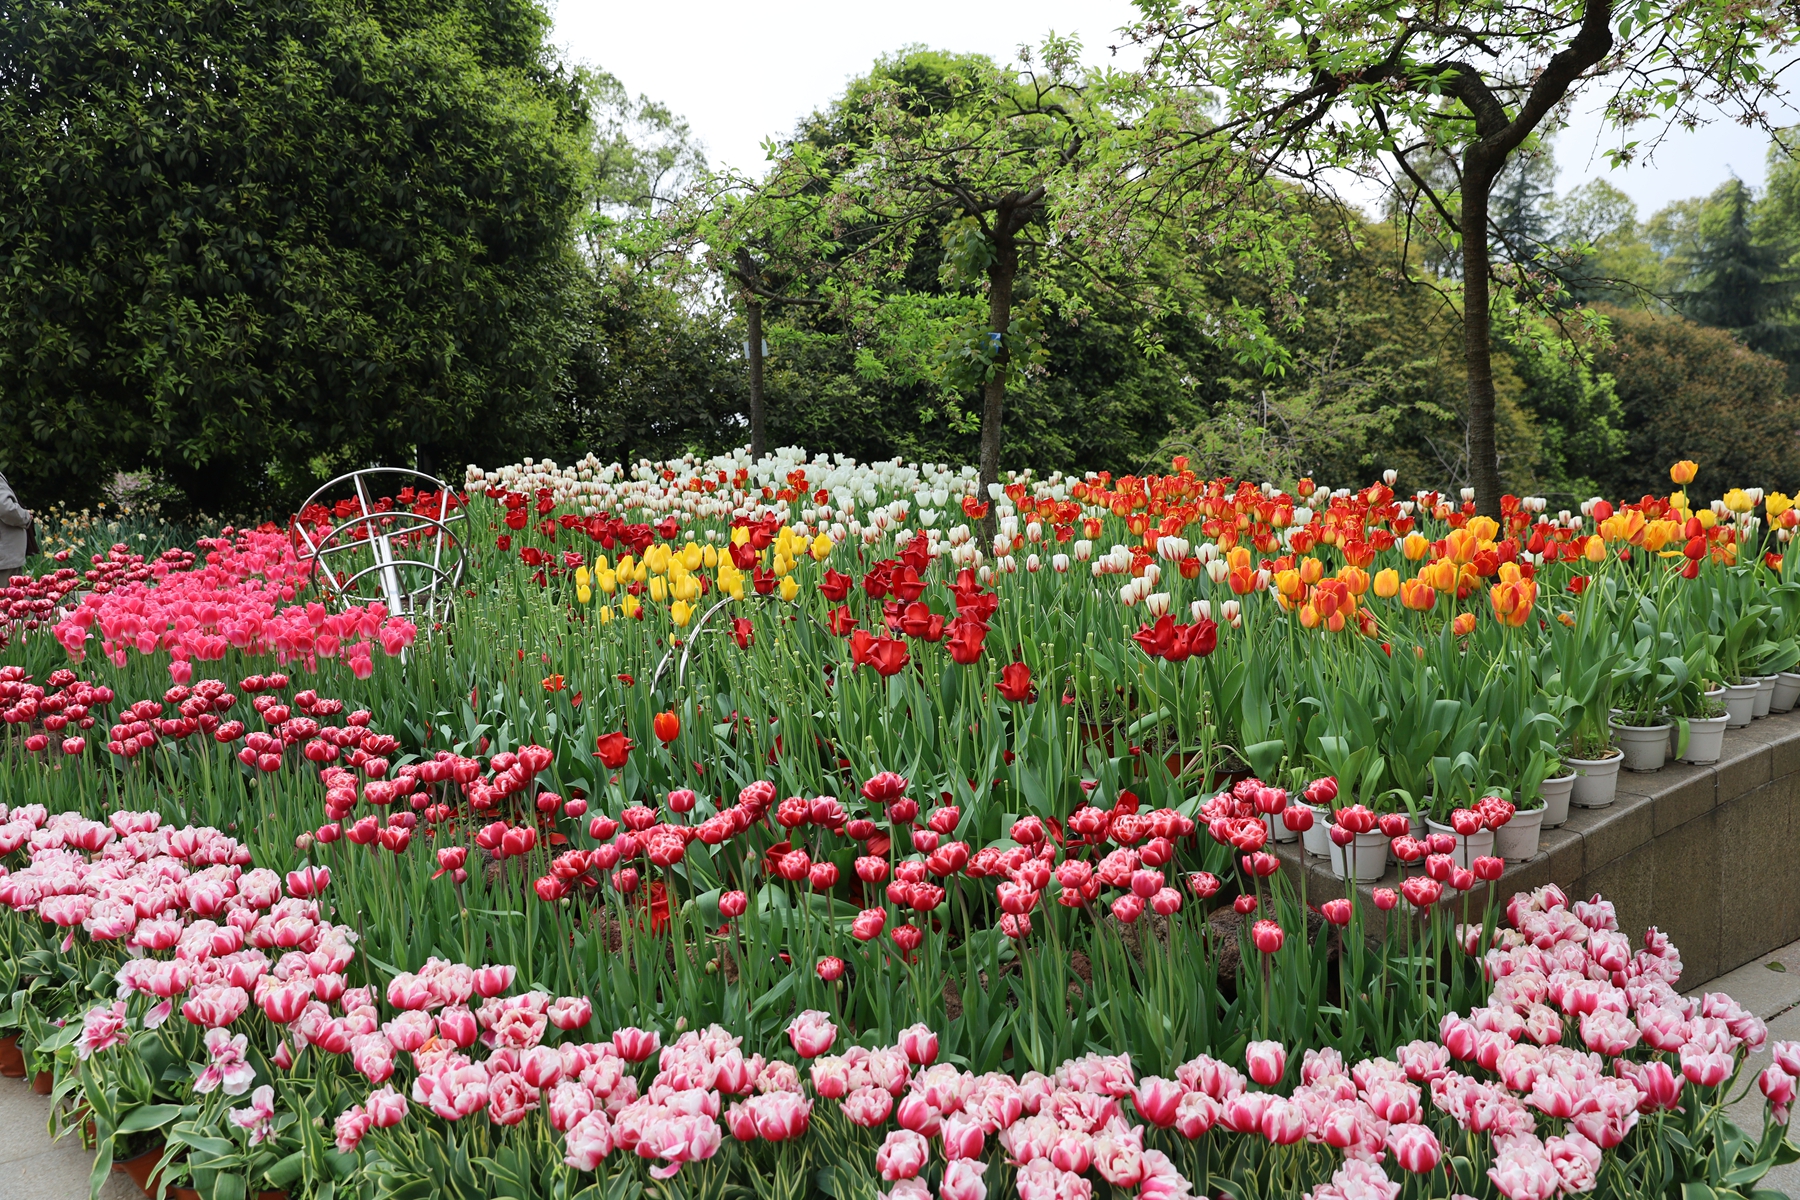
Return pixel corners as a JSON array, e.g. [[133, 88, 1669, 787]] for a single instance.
[[2, 446, 1799, 1200]]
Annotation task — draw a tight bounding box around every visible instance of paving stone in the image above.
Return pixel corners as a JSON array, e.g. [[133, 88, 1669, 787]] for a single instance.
[[1687, 942, 1800, 1018], [0, 1076, 138, 1199]]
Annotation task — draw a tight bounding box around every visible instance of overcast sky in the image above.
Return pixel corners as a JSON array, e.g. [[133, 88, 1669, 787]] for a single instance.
[[550, 0, 1796, 221]]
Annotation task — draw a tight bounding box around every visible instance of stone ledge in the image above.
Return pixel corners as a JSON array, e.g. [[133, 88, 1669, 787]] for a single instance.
[[1275, 708, 1800, 988]]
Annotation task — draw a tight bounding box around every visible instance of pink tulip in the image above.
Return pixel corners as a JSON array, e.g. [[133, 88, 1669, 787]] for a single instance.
[[896, 1092, 943, 1137], [350, 1034, 395, 1085], [181, 984, 250, 1028], [471, 964, 516, 997], [548, 1080, 595, 1133], [787, 1009, 837, 1058], [1681, 1046, 1733, 1088], [876, 1129, 929, 1181], [1386, 1122, 1441, 1172], [842, 1086, 894, 1127], [1487, 1144, 1561, 1200], [897, 1022, 939, 1067], [1132, 1075, 1184, 1128], [563, 1111, 615, 1170], [939, 1159, 988, 1200], [1244, 1040, 1286, 1087], [366, 1085, 407, 1129], [438, 1005, 479, 1048], [547, 996, 592, 1031], [940, 1111, 985, 1160], [1759, 1065, 1796, 1122], [753, 1091, 813, 1142], [521, 1044, 564, 1089], [613, 1026, 661, 1062]]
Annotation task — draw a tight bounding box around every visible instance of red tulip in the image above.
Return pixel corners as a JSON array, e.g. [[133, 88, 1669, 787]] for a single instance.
[[996, 663, 1036, 703], [1320, 898, 1353, 927], [594, 732, 633, 769], [1234, 894, 1258, 915], [816, 956, 846, 982], [1472, 855, 1504, 881], [1250, 919, 1285, 953], [719, 890, 748, 918], [1188, 871, 1221, 898]]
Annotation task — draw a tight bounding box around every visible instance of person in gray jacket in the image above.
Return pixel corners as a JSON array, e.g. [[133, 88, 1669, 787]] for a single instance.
[[0, 473, 32, 573]]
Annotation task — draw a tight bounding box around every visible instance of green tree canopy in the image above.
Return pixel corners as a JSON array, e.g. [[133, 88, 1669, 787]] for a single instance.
[[0, 0, 591, 514]]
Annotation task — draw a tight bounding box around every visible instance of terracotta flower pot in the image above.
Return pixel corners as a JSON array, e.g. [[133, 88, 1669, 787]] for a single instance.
[[113, 1141, 167, 1196], [0, 1034, 24, 1078], [30, 1069, 51, 1095]]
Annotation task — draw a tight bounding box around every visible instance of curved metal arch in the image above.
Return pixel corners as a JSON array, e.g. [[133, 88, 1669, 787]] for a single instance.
[[293, 467, 468, 629]]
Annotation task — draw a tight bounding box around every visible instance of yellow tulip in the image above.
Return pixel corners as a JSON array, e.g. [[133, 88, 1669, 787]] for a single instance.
[[1373, 567, 1399, 598], [779, 576, 800, 601], [673, 575, 700, 602], [682, 543, 703, 571], [702, 544, 719, 568], [596, 569, 618, 594], [1227, 546, 1252, 571], [596, 605, 614, 624], [576, 584, 592, 605], [1274, 568, 1303, 598], [575, 565, 591, 587], [773, 554, 795, 577], [592, 554, 610, 573], [811, 533, 833, 561], [1769, 492, 1794, 520], [731, 526, 750, 546], [1697, 509, 1718, 530], [1466, 515, 1499, 542], [1298, 556, 1324, 585], [1338, 566, 1369, 595], [619, 594, 641, 618], [1724, 488, 1754, 514], [670, 599, 694, 626], [633, 561, 648, 583], [1670, 460, 1698, 485], [615, 554, 635, 578], [1402, 532, 1430, 561], [648, 576, 668, 602], [1583, 535, 1606, 563]]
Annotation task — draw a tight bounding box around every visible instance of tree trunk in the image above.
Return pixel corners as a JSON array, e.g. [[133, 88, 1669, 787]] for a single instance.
[[1460, 166, 1503, 520], [979, 235, 1017, 544], [746, 296, 766, 461]]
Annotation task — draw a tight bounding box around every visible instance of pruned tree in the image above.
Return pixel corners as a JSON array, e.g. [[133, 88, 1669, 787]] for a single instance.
[[1124, 0, 1797, 515]]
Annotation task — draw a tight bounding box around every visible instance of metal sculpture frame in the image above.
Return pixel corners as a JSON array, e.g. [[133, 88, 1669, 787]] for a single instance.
[[294, 469, 467, 626]]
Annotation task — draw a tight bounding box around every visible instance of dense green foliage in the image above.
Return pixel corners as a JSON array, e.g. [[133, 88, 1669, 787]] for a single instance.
[[0, 0, 590, 514], [5, 5, 1800, 516]]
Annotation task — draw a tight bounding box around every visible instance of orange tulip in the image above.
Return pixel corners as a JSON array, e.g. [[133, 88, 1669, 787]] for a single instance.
[[1670, 460, 1698, 485], [653, 710, 681, 743], [1373, 568, 1400, 598], [1400, 578, 1435, 611], [1452, 612, 1477, 636]]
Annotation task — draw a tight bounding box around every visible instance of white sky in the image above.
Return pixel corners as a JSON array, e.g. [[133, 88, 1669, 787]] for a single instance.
[[549, 0, 1797, 222]]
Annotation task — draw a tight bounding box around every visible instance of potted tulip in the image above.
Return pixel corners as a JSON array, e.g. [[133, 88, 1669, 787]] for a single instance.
[[1549, 586, 1624, 807]]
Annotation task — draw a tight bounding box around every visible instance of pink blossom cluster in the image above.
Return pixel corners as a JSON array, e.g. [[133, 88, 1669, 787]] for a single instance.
[[0, 563, 85, 638], [52, 529, 416, 677], [0, 665, 113, 756]]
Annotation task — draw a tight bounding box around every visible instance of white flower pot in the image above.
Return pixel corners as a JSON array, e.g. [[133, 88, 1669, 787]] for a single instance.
[[1567, 750, 1623, 808], [1424, 819, 1496, 868], [1493, 806, 1545, 862], [1299, 804, 1331, 858], [1753, 675, 1778, 718], [1772, 672, 1800, 713], [1677, 714, 1729, 764], [1611, 720, 1670, 772], [1723, 680, 1759, 728], [1328, 831, 1388, 881], [1538, 772, 1575, 829]]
